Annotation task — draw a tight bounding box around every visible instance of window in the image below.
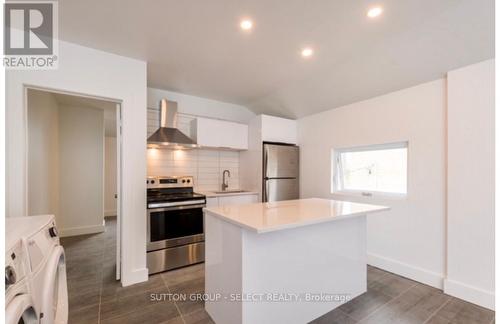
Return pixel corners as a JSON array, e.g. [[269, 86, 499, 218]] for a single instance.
[[333, 142, 408, 196]]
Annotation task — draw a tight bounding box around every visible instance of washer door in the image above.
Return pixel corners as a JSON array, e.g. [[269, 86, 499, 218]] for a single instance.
[[40, 246, 68, 324], [5, 294, 38, 324]]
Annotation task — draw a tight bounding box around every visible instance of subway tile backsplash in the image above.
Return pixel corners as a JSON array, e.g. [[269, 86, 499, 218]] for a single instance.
[[147, 108, 240, 191], [147, 148, 240, 191]]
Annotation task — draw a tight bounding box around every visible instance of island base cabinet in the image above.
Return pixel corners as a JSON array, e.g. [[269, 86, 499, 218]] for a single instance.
[[204, 212, 368, 324]]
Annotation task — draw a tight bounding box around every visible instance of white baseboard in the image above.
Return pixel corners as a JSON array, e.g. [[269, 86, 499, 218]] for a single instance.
[[59, 224, 105, 237], [444, 279, 495, 310], [368, 252, 444, 289], [104, 210, 117, 217], [121, 267, 148, 287]]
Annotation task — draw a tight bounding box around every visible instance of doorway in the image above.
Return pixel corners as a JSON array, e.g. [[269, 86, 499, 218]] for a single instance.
[[25, 87, 122, 281]]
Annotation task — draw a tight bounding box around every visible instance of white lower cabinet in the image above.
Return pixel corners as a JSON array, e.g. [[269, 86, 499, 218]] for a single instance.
[[218, 194, 258, 206], [206, 197, 219, 207], [205, 194, 258, 207]]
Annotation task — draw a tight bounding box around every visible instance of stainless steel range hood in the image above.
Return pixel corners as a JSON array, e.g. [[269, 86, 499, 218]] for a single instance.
[[147, 99, 199, 149]]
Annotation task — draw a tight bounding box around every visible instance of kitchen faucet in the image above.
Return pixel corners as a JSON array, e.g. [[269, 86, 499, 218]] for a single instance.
[[222, 170, 231, 191]]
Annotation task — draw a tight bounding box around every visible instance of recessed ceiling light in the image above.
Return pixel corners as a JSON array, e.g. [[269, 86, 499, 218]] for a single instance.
[[301, 47, 314, 58], [240, 19, 253, 31], [367, 6, 383, 18]]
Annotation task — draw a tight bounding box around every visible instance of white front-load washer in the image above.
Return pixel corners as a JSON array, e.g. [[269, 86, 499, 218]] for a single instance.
[[5, 218, 38, 324], [15, 215, 68, 324]]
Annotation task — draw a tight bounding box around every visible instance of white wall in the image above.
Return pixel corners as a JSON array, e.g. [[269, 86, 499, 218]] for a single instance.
[[298, 79, 447, 289], [6, 40, 147, 286], [58, 105, 104, 236], [298, 59, 495, 310], [445, 59, 495, 309], [240, 116, 264, 200], [105, 136, 117, 216], [27, 90, 60, 220], [148, 87, 255, 123]]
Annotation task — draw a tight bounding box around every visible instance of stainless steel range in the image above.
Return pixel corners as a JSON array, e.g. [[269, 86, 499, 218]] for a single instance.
[[146, 176, 206, 274]]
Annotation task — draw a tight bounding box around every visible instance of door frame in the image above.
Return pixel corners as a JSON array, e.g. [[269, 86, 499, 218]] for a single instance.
[[115, 103, 122, 280], [24, 85, 123, 281]]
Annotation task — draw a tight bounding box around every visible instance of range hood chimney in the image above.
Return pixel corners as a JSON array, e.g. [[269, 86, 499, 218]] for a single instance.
[[147, 99, 199, 149]]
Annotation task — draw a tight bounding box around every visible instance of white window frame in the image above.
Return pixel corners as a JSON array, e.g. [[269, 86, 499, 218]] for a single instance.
[[332, 141, 409, 199]]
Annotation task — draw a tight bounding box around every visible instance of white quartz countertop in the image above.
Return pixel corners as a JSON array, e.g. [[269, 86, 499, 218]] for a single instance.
[[204, 198, 390, 233], [198, 190, 259, 198]]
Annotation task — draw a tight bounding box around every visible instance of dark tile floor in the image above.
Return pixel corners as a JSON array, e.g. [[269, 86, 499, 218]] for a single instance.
[[61, 218, 495, 324]]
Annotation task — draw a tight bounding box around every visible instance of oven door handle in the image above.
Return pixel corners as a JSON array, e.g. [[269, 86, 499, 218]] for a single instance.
[[147, 203, 206, 212], [148, 200, 206, 209]]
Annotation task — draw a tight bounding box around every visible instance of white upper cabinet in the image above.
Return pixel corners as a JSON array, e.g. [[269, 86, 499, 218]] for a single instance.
[[192, 117, 248, 150], [192, 117, 221, 147], [260, 115, 297, 144]]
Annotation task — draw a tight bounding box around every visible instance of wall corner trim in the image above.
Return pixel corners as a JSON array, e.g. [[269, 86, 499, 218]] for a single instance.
[[368, 253, 444, 289], [121, 267, 149, 287], [443, 279, 495, 310]]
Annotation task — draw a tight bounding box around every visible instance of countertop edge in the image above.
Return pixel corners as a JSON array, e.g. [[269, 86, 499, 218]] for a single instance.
[[199, 191, 259, 198], [204, 205, 390, 234]]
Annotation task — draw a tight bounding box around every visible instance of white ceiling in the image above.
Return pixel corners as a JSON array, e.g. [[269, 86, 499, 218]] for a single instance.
[[53, 93, 118, 136], [59, 0, 494, 119]]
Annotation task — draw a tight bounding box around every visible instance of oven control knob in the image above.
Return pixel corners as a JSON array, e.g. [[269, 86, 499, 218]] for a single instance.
[[182, 179, 186, 183], [146, 180, 149, 184], [151, 180, 155, 184], [49, 226, 58, 238], [187, 179, 191, 183]]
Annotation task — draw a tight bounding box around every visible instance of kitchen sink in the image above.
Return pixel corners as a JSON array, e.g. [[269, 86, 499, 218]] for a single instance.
[[213, 190, 248, 194]]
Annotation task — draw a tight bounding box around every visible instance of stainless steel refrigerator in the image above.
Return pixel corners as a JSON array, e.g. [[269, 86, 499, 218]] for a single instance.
[[263, 143, 300, 202]]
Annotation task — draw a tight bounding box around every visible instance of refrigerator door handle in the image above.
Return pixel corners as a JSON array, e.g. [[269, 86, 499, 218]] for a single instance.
[[264, 180, 269, 202], [263, 147, 268, 178], [265, 177, 295, 180]]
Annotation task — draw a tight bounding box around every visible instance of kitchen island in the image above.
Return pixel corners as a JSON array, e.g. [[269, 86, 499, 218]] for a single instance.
[[204, 198, 389, 324]]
